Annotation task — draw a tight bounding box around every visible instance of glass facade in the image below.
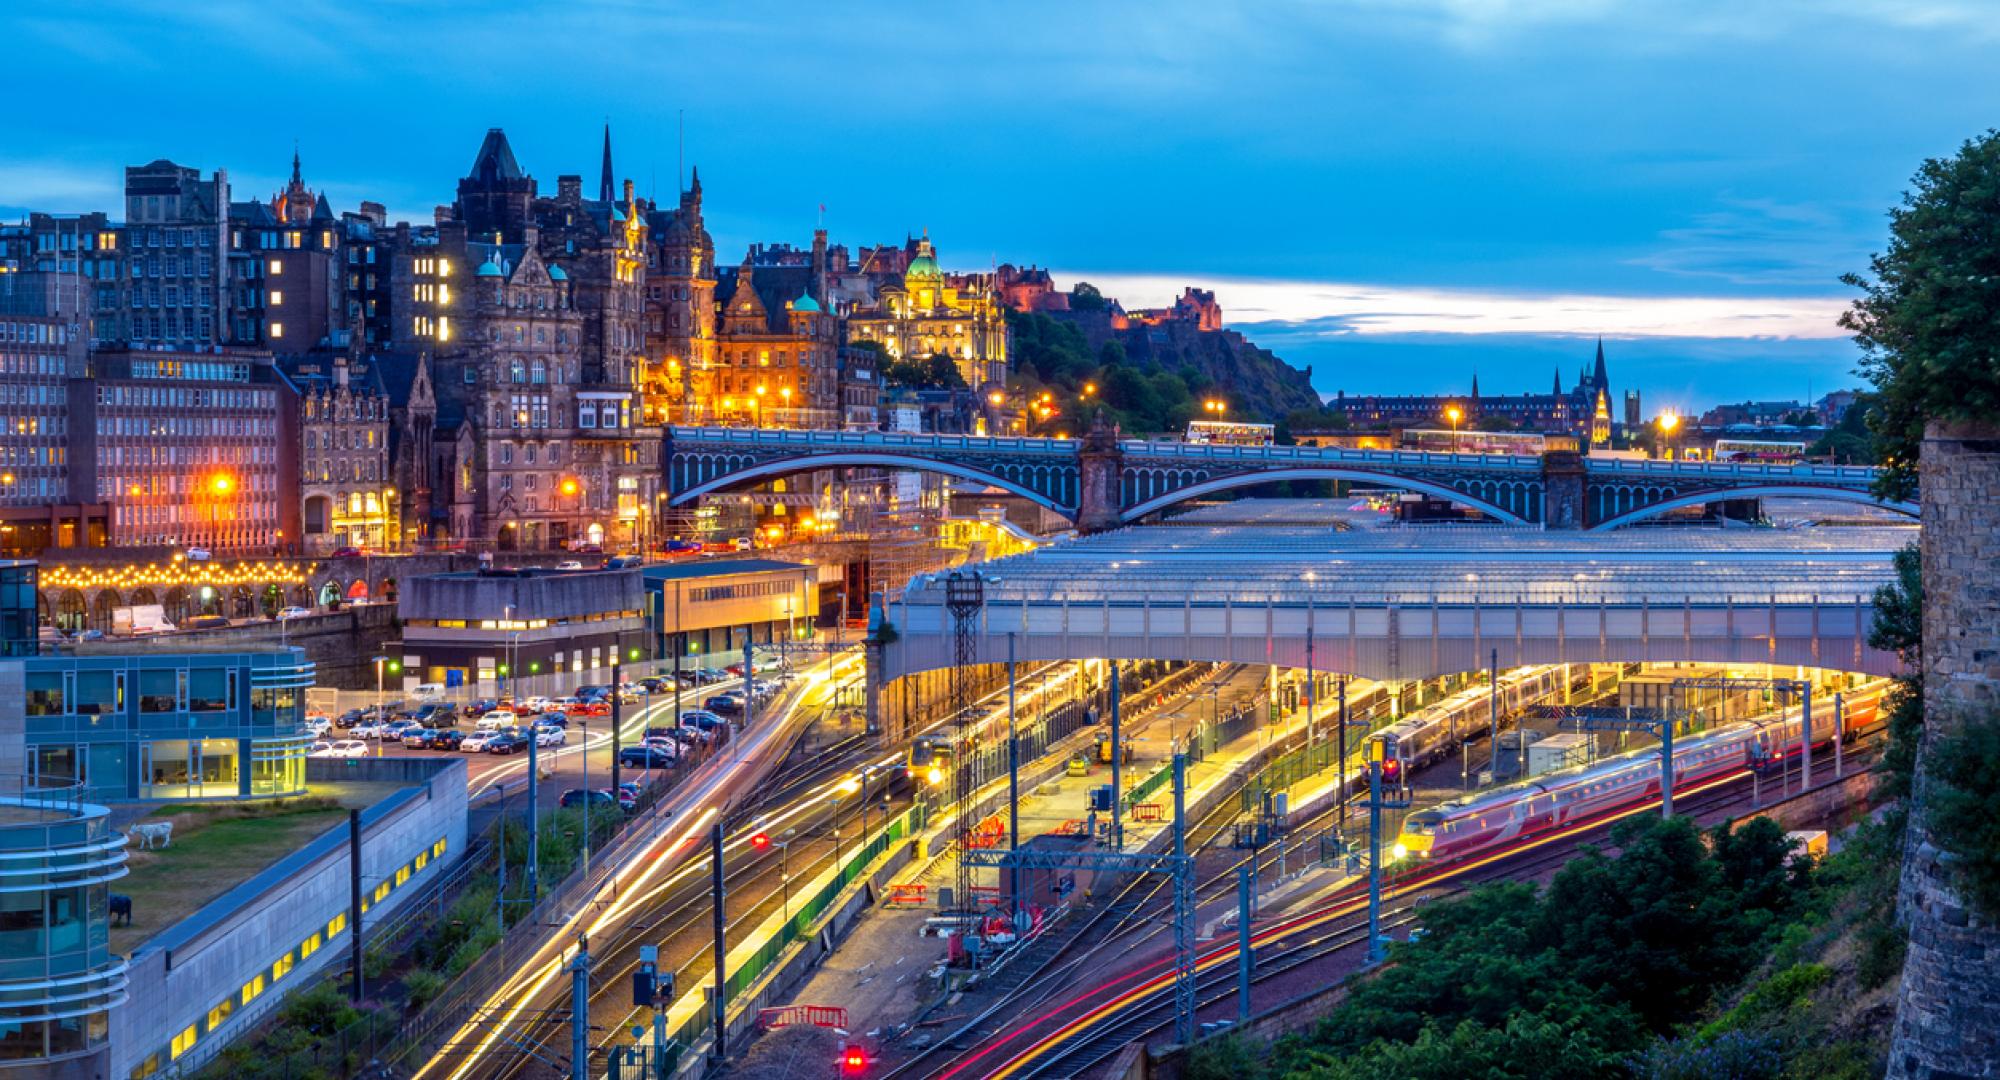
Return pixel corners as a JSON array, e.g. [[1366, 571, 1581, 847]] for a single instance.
[[0, 781, 127, 1070], [0, 562, 36, 657], [22, 649, 315, 801]]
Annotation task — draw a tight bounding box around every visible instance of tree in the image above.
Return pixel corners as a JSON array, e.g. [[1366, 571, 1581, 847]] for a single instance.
[[1842, 130, 2000, 501], [1808, 393, 1878, 463], [881, 352, 966, 391], [1070, 281, 1107, 311]]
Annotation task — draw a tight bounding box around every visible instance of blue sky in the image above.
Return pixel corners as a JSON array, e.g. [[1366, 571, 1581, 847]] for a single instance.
[[7, 0, 1999, 412]]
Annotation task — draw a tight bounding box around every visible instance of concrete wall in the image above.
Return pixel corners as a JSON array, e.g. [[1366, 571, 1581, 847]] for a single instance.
[[68, 604, 399, 689], [109, 757, 468, 1076]]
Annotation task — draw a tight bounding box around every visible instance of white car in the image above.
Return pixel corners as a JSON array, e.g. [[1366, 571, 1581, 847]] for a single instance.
[[460, 731, 494, 752], [351, 721, 387, 739], [520, 696, 551, 713], [305, 717, 332, 736], [534, 726, 566, 748], [278, 606, 313, 620], [481, 709, 518, 725], [185, 547, 212, 561], [328, 739, 369, 758], [555, 560, 585, 571], [307, 740, 335, 757]]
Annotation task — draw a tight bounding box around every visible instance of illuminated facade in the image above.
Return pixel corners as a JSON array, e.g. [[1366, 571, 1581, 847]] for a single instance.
[[710, 251, 841, 428], [640, 170, 717, 423], [387, 128, 659, 550], [225, 152, 344, 354], [293, 349, 396, 553], [72, 349, 298, 553], [847, 236, 1007, 390], [21, 648, 313, 802], [0, 273, 107, 555]]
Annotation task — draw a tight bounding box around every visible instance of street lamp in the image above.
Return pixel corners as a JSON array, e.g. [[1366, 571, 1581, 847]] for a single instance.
[[1657, 410, 1681, 460], [1445, 405, 1463, 452], [754, 384, 768, 427], [372, 655, 390, 757]]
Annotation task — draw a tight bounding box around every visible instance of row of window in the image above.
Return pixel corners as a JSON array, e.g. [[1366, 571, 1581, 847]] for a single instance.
[[141, 836, 450, 1075], [0, 320, 69, 345], [0, 353, 70, 377], [687, 579, 802, 603], [304, 458, 386, 484]]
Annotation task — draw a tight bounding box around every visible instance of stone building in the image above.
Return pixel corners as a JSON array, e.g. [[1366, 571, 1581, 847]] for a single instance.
[[846, 235, 1008, 390], [640, 170, 718, 424], [289, 343, 395, 554], [225, 152, 344, 353], [710, 248, 841, 428], [119, 159, 230, 348], [383, 128, 659, 551]]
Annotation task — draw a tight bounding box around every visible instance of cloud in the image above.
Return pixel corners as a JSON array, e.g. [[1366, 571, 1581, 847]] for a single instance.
[[0, 162, 121, 216], [1063, 271, 1850, 341], [1630, 197, 1874, 287]]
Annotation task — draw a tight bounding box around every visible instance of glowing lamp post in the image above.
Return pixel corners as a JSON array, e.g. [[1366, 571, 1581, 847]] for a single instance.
[[1657, 410, 1681, 460], [1445, 405, 1463, 452]]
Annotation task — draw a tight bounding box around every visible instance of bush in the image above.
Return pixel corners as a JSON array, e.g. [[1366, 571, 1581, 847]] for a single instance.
[[1921, 715, 2000, 916], [279, 983, 362, 1038], [404, 967, 447, 1010]]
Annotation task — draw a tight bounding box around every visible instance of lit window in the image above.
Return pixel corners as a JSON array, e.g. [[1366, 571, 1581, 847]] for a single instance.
[[241, 973, 266, 1005], [268, 322, 283, 339], [300, 932, 321, 958], [395, 864, 412, 886], [272, 953, 294, 982], [326, 912, 346, 938], [373, 881, 390, 903], [171, 1025, 198, 1060], [207, 998, 233, 1030], [268, 258, 283, 275], [269, 289, 283, 305]]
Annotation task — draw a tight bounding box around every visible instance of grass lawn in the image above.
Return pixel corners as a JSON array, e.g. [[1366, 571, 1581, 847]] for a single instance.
[[113, 797, 349, 956]]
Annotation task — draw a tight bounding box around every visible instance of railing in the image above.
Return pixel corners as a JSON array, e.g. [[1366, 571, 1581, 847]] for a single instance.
[[668, 426, 1073, 454], [1125, 441, 1545, 470], [1585, 458, 1882, 481]]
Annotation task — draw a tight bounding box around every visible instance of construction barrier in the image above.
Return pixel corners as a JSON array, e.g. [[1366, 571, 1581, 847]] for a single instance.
[[886, 882, 927, 907], [758, 1005, 849, 1031]]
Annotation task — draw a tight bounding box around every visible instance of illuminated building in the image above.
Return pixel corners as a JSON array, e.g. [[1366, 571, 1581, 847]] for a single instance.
[[37, 555, 316, 630], [847, 235, 1008, 390], [710, 249, 841, 428], [19, 646, 313, 802], [640, 169, 717, 423], [1325, 340, 1617, 448], [0, 211, 122, 347], [386, 128, 658, 551], [225, 151, 344, 353], [72, 349, 299, 553], [0, 273, 110, 555], [290, 346, 396, 553], [396, 566, 648, 696]]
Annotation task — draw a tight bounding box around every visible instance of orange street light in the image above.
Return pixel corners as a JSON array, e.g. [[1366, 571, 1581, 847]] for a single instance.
[[988, 391, 1005, 406], [1445, 405, 1463, 452], [559, 478, 581, 497], [1082, 382, 1097, 397], [208, 474, 234, 497]]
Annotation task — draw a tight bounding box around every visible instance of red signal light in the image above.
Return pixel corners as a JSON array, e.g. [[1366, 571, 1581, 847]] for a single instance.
[[842, 1044, 867, 1074], [750, 831, 771, 852], [1382, 758, 1403, 784]]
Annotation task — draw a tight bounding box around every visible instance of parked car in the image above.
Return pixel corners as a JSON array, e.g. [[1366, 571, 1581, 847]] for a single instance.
[[478, 709, 518, 729], [680, 709, 727, 728], [618, 745, 676, 769], [468, 698, 500, 714], [555, 560, 585, 571], [413, 703, 460, 726], [312, 739, 368, 758], [277, 606, 313, 620], [519, 696, 551, 713], [307, 740, 334, 757], [425, 729, 466, 751], [485, 730, 531, 755], [305, 716, 332, 737], [403, 728, 439, 749], [533, 711, 570, 729], [732, 537, 753, 552], [184, 614, 231, 630], [459, 731, 496, 752], [642, 736, 684, 758], [568, 701, 609, 718], [330, 546, 366, 559], [335, 709, 365, 729], [704, 694, 744, 716], [574, 684, 610, 699], [384, 719, 423, 740], [638, 676, 671, 694], [560, 788, 618, 809], [534, 725, 567, 747], [664, 538, 703, 554], [605, 554, 643, 570]]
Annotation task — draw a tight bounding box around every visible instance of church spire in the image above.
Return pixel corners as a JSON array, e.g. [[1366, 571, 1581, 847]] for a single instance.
[[1592, 336, 1609, 395], [291, 143, 302, 185], [1553, 365, 1563, 395], [1471, 370, 1480, 401], [599, 123, 615, 203]]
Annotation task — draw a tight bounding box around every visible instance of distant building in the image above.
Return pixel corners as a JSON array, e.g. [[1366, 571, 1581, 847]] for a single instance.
[[225, 151, 344, 353], [287, 345, 396, 554], [711, 248, 841, 428], [1698, 400, 1807, 428], [641, 558, 820, 664], [1326, 339, 1616, 448], [847, 235, 1008, 390], [639, 169, 717, 424], [395, 565, 648, 697], [0, 274, 110, 555]]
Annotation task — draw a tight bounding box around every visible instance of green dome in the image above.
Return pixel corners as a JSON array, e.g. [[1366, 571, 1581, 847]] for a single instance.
[[477, 259, 504, 278], [903, 253, 942, 282]]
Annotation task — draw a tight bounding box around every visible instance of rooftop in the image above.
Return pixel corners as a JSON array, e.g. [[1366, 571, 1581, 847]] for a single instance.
[[640, 558, 812, 583], [904, 509, 1916, 607]]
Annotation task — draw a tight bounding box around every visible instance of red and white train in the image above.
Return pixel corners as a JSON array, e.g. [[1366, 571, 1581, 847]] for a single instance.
[[1391, 682, 1888, 863]]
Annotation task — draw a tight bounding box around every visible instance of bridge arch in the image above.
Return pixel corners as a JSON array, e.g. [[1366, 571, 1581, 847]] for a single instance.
[[670, 452, 1076, 516], [1120, 467, 1530, 525], [1589, 484, 1919, 531]]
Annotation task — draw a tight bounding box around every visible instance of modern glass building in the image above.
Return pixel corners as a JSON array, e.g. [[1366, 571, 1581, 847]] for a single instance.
[[22, 649, 314, 801], [0, 778, 128, 1075], [0, 562, 37, 658]]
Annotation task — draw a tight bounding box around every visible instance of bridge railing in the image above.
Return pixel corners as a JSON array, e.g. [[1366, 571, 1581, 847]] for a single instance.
[[1584, 458, 1882, 481], [1119, 440, 1544, 470], [667, 426, 1074, 455]]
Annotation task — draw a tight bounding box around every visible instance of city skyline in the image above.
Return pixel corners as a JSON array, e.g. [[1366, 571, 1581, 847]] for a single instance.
[[8, 2, 2000, 410]]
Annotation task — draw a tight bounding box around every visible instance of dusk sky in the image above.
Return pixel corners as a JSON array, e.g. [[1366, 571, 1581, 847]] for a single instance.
[[9, 1, 2000, 412]]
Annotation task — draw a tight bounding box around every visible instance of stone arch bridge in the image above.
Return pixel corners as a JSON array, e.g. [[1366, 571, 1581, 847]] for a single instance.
[[664, 426, 1913, 531]]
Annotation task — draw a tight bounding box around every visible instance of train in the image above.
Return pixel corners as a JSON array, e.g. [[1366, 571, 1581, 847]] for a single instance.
[[1390, 682, 1888, 864], [906, 733, 956, 787], [1369, 665, 1582, 770]]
